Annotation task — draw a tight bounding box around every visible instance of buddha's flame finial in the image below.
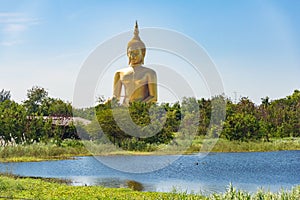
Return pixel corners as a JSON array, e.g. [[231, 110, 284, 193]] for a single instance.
[[134, 20, 140, 39], [127, 21, 146, 64]]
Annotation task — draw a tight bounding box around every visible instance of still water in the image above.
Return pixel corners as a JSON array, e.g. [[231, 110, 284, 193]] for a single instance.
[[0, 151, 299, 194]]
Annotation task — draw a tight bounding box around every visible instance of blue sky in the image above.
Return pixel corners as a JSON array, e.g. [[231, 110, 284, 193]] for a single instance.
[[0, 0, 299, 107]]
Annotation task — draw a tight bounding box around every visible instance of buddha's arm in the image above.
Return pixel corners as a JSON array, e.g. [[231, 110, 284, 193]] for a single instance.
[[143, 71, 157, 103], [113, 72, 122, 101]]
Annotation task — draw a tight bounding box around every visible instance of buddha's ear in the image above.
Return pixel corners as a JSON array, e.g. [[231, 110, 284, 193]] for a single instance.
[[142, 49, 146, 64], [126, 48, 130, 57], [127, 49, 130, 65], [141, 57, 144, 65]]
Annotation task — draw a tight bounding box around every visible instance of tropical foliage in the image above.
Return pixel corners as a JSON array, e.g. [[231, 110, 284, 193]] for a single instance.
[[91, 90, 300, 150], [0, 175, 299, 200], [0, 86, 300, 150], [0, 86, 76, 146]]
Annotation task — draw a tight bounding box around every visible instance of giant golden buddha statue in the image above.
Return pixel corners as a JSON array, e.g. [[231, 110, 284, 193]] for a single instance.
[[113, 22, 157, 105]]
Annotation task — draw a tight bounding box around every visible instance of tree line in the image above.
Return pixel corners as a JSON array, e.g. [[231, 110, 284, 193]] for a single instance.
[[0, 87, 76, 145], [0, 87, 299, 149], [84, 90, 300, 150]]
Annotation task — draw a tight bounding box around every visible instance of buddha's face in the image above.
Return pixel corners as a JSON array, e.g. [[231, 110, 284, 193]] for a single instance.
[[128, 48, 144, 67]]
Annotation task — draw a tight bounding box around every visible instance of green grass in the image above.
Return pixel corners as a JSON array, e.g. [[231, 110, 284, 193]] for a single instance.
[[0, 140, 90, 162], [0, 175, 204, 200], [0, 175, 299, 200], [209, 184, 300, 200], [83, 137, 300, 156], [0, 138, 299, 162], [188, 137, 300, 153]]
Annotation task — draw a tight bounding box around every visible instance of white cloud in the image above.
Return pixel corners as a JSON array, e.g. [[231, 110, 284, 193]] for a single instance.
[[0, 12, 22, 17], [0, 17, 40, 24], [3, 24, 27, 33], [0, 12, 39, 24], [0, 40, 23, 46], [0, 12, 40, 46]]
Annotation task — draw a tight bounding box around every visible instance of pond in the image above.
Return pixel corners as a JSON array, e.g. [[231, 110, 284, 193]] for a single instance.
[[0, 150, 299, 194]]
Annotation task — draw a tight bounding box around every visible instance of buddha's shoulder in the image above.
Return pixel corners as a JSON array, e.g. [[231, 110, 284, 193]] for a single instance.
[[115, 67, 132, 74], [140, 66, 156, 74]]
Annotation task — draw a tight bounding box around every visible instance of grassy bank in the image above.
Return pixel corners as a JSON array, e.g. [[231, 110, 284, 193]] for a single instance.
[[0, 175, 299, 200], [0, 138, 299, 162], [84, 137, 300, 155], [0, 140, 90, 162], [187, 137, 300, 153], [151, 137, 300, 155]]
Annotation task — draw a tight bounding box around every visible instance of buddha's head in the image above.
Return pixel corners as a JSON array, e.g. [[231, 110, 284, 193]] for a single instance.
[[127, 21, 146, 67]]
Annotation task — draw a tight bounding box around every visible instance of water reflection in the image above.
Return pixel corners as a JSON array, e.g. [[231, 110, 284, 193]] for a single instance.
[[71, 176, 151, 191], [0, 151, 299, 194], [96, 155, 181, 173]]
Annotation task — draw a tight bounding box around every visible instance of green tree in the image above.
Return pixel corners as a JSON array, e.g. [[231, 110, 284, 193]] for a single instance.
[[236, 97, 256, 115], [48, 98, 72, 117], [83, 118, 101, 140], [197, 98, 211, 136], [222, 112, 260, 141], [0, 89, 11, 102], [257, 96, 273, 141], [73, 107, 95, 120], [23, 86, 48, 115], [0, 100, 27, 144], [95, 101, 175, 150], [221, 97, 260, 141], [25, 113, 46, 143]]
